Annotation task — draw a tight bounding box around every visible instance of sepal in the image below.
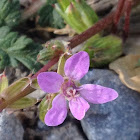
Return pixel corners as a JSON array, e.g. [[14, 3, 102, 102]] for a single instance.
[[0, 72, 8, 94], [7, 97, 37, 110], [39, 93, 56, 123]]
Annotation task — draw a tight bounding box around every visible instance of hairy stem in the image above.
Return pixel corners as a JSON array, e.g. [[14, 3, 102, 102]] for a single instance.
[[32, 56, 59, 79], [123, 0, 132, 39], [114, 0, 126, 26], [68, 12, 114, 49]]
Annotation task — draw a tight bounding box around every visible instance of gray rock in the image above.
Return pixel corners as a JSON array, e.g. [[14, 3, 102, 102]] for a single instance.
[[123, 36, 140, 55], [43, 121, 85, 140], [37, 120, 51, 131], [0, 110, 24, 140], [25, 119, 86, 140], [80, 69, 140, 140], [27, 89, 46, 99]]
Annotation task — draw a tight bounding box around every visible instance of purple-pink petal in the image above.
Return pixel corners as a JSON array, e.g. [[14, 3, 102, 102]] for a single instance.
[[44, 94, 67, 126], [37, 72, 64, 93], [79, 84, 118, 104], [69, 96, 90, 120], [64, 51, 89, 81]]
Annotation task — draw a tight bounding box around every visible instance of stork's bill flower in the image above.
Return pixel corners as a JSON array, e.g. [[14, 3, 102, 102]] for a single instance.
[[37, 51, 118, 126]]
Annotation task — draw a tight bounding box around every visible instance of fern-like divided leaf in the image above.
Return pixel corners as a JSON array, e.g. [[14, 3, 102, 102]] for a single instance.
[[0, 26, 42, 72], [38, 0, 65, 28], [0, 0, 21, 28]]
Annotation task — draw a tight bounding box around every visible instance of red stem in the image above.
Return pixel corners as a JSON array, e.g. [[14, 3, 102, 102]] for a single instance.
[[32, 57, 59, 79], [114, 0, 126, 25], [32, 12, 116, 78], [123, 0, 132, 39], [69, 12, 115, 49]]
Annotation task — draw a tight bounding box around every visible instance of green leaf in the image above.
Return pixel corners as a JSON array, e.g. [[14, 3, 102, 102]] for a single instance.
[[83, 35, 122, 67], [8, 36, 33, 51], [39, 94, 56, 123], [7, 97, 37, 109], [0, 73, 8, 94], [57, 0, 70, 11], [66, 3, 88, 33], [52, 9, 65, 28], [47, 0, 57, 5], [0, 26, 42, 72], [0, 50, 9, 69], [0, 77, 30, 100], [38, 0, 65, 28], [71, 0, 98, 27], [56, 0, 98, 33], [0, 0, 21, 28]]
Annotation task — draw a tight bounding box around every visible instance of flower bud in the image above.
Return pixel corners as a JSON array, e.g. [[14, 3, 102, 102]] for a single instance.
[[37, 40, 65, 64]]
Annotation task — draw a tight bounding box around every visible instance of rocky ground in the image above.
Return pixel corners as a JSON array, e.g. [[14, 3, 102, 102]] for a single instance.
[[1, 67, 140, 140]]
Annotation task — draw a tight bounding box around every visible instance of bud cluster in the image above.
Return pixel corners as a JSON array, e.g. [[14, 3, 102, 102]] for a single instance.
[[37, 40, 65, 64]]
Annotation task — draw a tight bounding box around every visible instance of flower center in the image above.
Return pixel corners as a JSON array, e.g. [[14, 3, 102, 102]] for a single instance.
[[61, 79, 80, 100], [66, 87, 76, 96]]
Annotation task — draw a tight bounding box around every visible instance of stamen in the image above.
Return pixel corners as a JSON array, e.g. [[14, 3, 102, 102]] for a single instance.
[[66, 87, 76, 96]]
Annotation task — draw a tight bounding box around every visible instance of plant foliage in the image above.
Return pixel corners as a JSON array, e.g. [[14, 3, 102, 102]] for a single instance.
[[0, 0, 21, 28], [38, 0, 65, 28], [56, 0, 122, 67], [0, 26, 42, 72]]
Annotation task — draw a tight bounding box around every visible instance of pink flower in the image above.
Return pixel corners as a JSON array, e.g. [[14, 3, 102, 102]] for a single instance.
[[37, 51, 118, 126]]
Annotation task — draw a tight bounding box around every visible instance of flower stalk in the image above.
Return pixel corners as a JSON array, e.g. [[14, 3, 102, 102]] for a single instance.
[[68, 12, 114, 49]]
